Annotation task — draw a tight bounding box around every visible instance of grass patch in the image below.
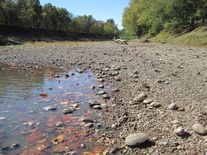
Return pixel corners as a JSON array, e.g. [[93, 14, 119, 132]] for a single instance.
[[150, 26, 207, 47]]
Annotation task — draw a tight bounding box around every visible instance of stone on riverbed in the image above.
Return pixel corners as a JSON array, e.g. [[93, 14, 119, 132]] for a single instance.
[[192, 123, 207, 135], [92, 105, 102, 109], [149, 102, 161, 108], [143, 99, 153, 104], [0, 117, 6, 121], [63, 107, 76, 114], [174, 126, 186, 136], [168, 103, 179, 110], [133, 93, 148, 103], [125, 133, 149, 147], [103, 94, 110, 99], [43, 106, 57, 111], [88, 100, 100, 107]]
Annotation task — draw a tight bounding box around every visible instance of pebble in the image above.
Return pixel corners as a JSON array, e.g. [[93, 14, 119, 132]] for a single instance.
[[149, 102, 161, 108], [97, 91, 106, 95], [90, 85, 96, 90], [125, 133, 149, 147], [168, 103, 179, 110], [0, 117, 6, 121], [43, 106, 57, 111], [10, 143, 20, 149], [133, 70, 138, 74], [192, 123, 207, 135], [63, 107, 75, 114], [132, 74, 139, 78], [85, 123, 93, 128], [103, 94, 110, 99], [92, 105, 102, 109], [88, 100, 100, 107], [56, 121, 65, 127], [99, 84, 104, 88], [133, 93, 148, 103], [114, 77, 121, 81], [143, 99, 153, 104], [97, 123, 102, 129], [98, 78, 105, 82], [174, 127, 186, 136], [81, 117, 94, 123], [112, 88, 120, 92]]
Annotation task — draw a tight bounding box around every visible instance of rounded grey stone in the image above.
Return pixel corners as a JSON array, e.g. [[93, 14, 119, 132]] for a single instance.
[[192, 123, 207, 135], [133, 93, 148, 103], [125, 133, 149, 147]]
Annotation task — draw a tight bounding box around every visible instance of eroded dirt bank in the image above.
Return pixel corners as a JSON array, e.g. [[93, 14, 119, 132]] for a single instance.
[[0, 42, 207, 154]]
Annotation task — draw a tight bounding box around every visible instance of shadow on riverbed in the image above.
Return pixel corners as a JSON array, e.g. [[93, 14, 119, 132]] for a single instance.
[[0, 25, 113, 46]]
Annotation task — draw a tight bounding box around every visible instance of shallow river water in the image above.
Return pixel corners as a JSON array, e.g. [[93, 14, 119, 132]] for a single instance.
[[0, 65, 112, 155]]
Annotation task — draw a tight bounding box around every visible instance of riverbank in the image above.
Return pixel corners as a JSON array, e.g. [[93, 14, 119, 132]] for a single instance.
[[0, 25, 113, 46], [0, 41, 206, 154], [150, 26, 207, 47]]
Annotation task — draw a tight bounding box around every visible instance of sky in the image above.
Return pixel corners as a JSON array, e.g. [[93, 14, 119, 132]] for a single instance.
[[40, 0, 130, 29]]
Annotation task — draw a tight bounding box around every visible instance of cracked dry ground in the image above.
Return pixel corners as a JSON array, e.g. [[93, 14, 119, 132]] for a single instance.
[[0, 41, 207, 155]]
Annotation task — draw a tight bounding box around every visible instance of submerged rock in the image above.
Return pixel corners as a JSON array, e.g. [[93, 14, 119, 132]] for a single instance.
[[43, 106, 57, 111], [88, 100, 100, 107], [63, 107, 76, 114]]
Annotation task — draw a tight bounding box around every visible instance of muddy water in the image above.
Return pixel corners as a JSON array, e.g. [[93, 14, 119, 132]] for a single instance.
[[0, 66, 112, 154]]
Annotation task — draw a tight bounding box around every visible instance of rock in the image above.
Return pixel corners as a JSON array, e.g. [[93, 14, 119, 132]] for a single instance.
[[150, 102, 161, 108], [174, 127, 186, 136], [90, 85, 96, 90], [132, 74, 139, 78], [56, 121, 65, 127], [103, 94, 110, 99], [112, 88, 120, 92], [98, 78, 105, 82], [63, 107, 75, 114], [192, 123, 207, 135], [143, 99, 153, 104], [99, 84, 104, 88], [85, 123, 93, 128], [93, 105, 102, 109], [133, 70, 138, 74], [168, 103, 179, 110], [81, 117, 94, 123], [10, 143, 20, 149], [97, 123, 102, 129], [43, 106, 57, 111], [142, 83, 150, 89], [88, 100, 100, 107], [133, 93, 148, 103], [110, 71, 119, 76], [114, 77, 121, 81], [0, 117, 6, 121], [125, 133, 149, 147], [97, 91, 106, 95]]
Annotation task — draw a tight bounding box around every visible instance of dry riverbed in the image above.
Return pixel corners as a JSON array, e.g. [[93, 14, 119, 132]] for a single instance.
[[0, 41, 207, 155]]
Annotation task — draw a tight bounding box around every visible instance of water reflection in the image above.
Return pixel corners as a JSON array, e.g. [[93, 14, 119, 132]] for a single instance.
[[0, 66, 110, 154]]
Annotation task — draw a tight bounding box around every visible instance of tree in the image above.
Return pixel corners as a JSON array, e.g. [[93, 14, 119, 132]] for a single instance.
[[103, 19, 118, 35]]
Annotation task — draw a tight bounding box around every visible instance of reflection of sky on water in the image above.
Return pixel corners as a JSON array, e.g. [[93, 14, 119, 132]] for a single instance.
[[0, 66, 106, 154]]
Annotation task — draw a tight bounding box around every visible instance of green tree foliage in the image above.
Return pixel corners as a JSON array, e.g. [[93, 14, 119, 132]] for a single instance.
[[0, 0, 118, 36], [122, 0, 207, 37], [103, 19, 118, 35]]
